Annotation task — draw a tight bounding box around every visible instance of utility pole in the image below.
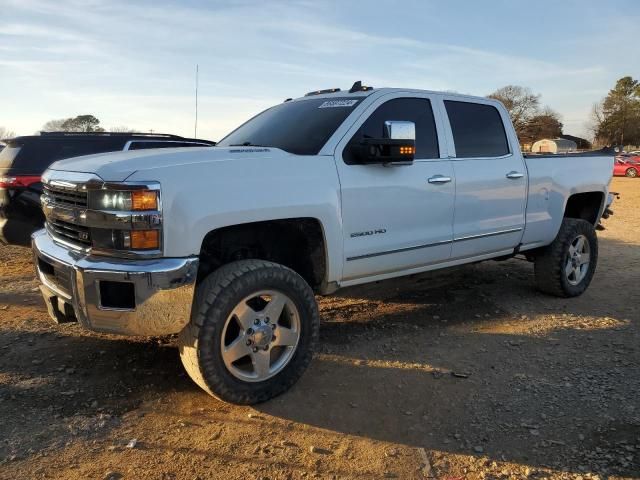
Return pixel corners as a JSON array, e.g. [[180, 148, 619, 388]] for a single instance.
[[194, 64, 199, 138]]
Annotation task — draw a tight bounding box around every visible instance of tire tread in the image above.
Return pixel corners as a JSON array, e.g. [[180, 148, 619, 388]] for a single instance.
[[178, 259, 319, 404], [534, 218, 598, 298]]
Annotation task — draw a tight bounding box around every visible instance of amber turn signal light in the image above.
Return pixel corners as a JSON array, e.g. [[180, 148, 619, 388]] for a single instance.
[[399, 146, 415, 155], [130, 230, 160, 249], [131, 190, 158, 210]]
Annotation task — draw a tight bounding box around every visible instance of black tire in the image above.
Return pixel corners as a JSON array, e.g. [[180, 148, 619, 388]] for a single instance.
[[625, 167, 638, 178], [178, 259, 319, 404], [534, 218, 598, 297]]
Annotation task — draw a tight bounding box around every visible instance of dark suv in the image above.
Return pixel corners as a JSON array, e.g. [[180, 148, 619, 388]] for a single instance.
[[0, 132, 215, 245]]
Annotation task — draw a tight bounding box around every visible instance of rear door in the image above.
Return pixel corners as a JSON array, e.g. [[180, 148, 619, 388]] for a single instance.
[[334, 93, 455, 282], [442, 98, 527, 258]]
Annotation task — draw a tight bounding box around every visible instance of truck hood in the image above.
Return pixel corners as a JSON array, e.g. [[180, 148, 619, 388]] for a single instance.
[[48, 146, 288, 182]]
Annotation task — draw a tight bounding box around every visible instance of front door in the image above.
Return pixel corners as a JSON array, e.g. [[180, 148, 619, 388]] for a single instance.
[[335, 95, 455, 282]]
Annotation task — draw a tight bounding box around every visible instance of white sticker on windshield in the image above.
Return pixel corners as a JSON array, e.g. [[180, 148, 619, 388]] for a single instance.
[[318, 100, 359, 108]]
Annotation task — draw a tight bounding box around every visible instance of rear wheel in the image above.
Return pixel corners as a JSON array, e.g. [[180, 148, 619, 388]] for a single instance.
[[534, 218, 598, 297], [178, 260, 319, 404], [625, 167, 638, 177]]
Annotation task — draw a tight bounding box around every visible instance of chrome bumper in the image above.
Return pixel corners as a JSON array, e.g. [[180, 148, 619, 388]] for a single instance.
[[32, 229, 198, 336]]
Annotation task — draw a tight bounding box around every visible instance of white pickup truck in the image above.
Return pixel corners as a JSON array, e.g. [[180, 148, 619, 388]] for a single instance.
[[32, 82, 614, 404]]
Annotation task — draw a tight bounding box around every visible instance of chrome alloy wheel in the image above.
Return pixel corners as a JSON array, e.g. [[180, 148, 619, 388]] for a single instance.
[[220, 290, 301, 382], [565, 234, 591, 286]]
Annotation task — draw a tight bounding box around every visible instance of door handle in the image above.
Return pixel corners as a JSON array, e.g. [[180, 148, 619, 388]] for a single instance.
[[428, 175, 452, 184], [506, 171, 524, 179]]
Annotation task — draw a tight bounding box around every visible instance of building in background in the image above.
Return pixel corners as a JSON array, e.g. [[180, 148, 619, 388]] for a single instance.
[[559, 134, 591, 150], [531, 138, 578, 154]]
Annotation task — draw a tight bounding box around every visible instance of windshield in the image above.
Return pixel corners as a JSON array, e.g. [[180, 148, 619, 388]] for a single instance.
[[217, 97, 361, 155]]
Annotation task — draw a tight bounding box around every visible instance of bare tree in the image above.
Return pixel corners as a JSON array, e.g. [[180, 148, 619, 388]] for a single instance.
[[0, 126, 16, 140], [41, 118, 69, 132], [586, 101, 605, 146], [488, 85, 540, 134]]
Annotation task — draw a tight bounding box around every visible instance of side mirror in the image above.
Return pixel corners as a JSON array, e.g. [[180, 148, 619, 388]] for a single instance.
[[350, 120, 416, 165]]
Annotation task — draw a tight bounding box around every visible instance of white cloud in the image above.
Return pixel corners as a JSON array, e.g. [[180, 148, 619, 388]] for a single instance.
[[0, 0, 632, 139]]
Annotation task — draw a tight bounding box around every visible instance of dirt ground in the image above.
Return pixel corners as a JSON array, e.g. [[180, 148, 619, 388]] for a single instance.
[[0, 178, 638, 480]]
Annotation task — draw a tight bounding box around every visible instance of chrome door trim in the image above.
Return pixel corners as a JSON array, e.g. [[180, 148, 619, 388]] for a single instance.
[[453, 227, 523, 242], [346, 227, 524, 262], [346, 239, 452, 261]]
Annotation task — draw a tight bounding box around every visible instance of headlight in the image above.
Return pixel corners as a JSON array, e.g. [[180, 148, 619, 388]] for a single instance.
[[89, 189, 159, 211], [85, 187, 162, 254]]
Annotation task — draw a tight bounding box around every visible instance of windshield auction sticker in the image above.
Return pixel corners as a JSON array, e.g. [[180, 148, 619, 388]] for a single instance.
[[318, 99, 359, 108]]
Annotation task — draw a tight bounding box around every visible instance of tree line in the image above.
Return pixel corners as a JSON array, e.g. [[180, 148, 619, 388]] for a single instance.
[[0, 116, 136, 140], [487, 76, 639, 149], [42, 115, 137, 134], [487, 85, 565, 148]]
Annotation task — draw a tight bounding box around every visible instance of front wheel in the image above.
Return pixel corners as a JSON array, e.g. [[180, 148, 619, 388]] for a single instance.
[[534, 218, 598, 297], [625, 167, 638, 178], [178, 260, 319, 404]]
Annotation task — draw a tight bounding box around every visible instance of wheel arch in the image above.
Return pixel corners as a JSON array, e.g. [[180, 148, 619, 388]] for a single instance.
[[563, 191, 606, 226], [197, 218, 329, 293]]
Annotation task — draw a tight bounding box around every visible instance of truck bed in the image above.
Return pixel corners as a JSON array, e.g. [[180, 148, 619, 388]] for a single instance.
[[520, 151, 614, 251]]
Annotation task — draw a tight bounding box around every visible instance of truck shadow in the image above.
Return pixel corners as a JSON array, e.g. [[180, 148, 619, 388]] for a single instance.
[[0, 236, 637, 476], [257, 235, 639, 477]]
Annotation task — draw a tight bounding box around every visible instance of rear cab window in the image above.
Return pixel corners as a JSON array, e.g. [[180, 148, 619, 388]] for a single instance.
[[444, 100, 510, 158]]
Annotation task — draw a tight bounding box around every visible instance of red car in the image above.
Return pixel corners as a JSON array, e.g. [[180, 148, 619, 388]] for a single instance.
[[614, 155, 640, 177]]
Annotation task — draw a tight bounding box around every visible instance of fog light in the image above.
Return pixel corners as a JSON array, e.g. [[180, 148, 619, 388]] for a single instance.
[[130, 230, 159, 249]]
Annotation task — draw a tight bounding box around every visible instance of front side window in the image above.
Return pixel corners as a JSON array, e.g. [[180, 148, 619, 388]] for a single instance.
[[444, 100, 510, 158], [217, 97, 361, 155], [344, 97, 439, 164]]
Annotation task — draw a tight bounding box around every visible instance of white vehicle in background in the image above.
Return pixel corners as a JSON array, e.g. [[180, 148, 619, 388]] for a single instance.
[[32, 82, 614, 404]]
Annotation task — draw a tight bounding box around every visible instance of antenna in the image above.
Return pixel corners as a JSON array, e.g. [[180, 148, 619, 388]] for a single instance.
[[194, 64, 199, 138]]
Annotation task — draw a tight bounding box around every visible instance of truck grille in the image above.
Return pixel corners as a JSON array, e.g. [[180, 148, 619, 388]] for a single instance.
[[43, 184, 88, 208], [47, 218, 92, 247], [43, 183, 91, 249]]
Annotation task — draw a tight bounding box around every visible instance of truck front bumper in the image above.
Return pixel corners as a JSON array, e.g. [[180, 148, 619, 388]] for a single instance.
[[32, 229, 198, 336]]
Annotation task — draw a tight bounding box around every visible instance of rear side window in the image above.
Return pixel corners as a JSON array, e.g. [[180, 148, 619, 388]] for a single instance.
[[2, 138, 126, 174], [345, 97, 439, 164], [444, 101, 509, 158], [128, 141, 211, 150]]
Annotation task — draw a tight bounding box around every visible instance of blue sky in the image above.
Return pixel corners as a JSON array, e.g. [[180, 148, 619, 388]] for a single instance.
[[1, 0, 638, 140]]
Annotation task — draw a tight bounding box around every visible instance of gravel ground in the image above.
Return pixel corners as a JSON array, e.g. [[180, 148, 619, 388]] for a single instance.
[[0, 177, 638, 480]]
